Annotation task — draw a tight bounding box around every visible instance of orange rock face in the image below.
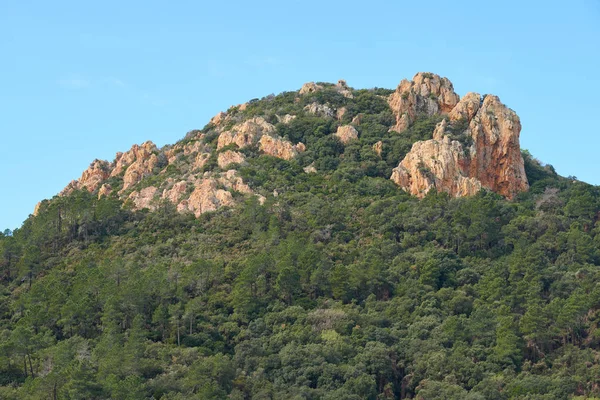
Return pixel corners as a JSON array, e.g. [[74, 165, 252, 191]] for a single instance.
[[334, 125, 359, 144], [60, 159, 110, 195], [217, 117, 276, 150], [391, 93, 528, 199], [388, 72, 460, 132]]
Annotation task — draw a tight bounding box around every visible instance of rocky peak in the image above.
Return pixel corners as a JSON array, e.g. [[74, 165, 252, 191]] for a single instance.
[[60, 159, 111, 195], [299, 82, 324, 95], [388, 72, 460, 132], [391, 92, 528, 199]]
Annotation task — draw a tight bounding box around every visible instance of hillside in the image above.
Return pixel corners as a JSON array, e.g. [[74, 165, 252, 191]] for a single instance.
[[1, 73, 600, 399]]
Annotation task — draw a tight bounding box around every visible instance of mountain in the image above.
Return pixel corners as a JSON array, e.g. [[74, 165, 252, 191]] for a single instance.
[[2, 73, 600, 399], [39, 73, 528, 219]]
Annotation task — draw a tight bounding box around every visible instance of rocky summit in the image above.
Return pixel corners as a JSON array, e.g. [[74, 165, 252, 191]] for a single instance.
[[48, 72, 529, 218], [390, 75, 529, 199]]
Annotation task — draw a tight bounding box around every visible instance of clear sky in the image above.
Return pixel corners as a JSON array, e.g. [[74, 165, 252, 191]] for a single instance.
[[1, 1, 599, 230]]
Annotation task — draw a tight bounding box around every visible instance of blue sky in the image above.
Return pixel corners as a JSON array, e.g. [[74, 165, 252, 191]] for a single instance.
[[1, 0, 599, 230]]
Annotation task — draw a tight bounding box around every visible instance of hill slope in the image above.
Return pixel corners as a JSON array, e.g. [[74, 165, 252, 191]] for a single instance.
[[1, 73, 600, 399]]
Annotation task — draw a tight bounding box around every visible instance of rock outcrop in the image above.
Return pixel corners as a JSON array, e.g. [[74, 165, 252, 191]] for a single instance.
[[391, 93, 528, 199], [162, 181, 187, 204], [217, 150, 247, 169], [259, 135, 304, 160], [336, 80, 354, 99], [52, 71, 529, 222], [217, 117, 275, 150], [299, 80, 353, 98], [335, 125, 359, 144], [98, 183, 112, 198], [277, 114, 296, 124], [299, 82, 324, 95], [61, 159, 110, 195], [373, 141, 383, 157], [304, 102, 335, 118], [178, 178, 234, 217], [128, 186, 158, 210], [388, 72, 460, 132]]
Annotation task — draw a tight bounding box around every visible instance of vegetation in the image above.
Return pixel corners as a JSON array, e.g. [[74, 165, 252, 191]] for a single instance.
[[1, 85, 599, 399]]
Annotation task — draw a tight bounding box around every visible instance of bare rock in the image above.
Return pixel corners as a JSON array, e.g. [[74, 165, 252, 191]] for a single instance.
[[277, 114, 297, 124], [299, 82, 324, 95], [432, 119, 448, 141], [449, 92, 481, 122], [98, 183, 112, 198], [33, 202, 41, 216], [304, 163, 317, 173], [210, 111, 227, 126], [335, 125, 359, 144], [391, 136, 481, 197], [336, 80, 354, 98], [336, 107, 348, 121], [217, 117, 276, 150], [179, 179, 234, 217], [466, 95, 528, 199], [193, 153, 211, 170], [373, 141, 383, 157], [259, 135, 299, 160], [61, 159, 111, 195], [128, 186, 158, 210], [122, 153, 158, 191], [388, 72, 460, 132], [217, 150, 247, 169], [219, 169, 252, 194], [391, 94, 528, 199], [111, 141, 157, 177], [304, 102, 335, 118], [162, 181, 187, 204]]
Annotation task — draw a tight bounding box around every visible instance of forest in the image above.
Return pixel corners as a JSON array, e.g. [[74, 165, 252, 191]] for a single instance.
[[1, 85, 600, 399]]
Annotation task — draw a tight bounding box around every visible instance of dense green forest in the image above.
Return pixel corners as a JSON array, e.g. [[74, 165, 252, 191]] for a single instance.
[[1, 85, 600, 399]]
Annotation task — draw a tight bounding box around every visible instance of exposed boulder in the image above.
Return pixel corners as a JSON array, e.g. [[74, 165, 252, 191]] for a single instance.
[[373, 141, 383, 157], [335, 125, 359, 144], [449, 92, 481, 122], [304, 163, 317, 174], [388, 72, 460, 132], [299, 82, 324, 95], [336, 80, 354, 98]]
